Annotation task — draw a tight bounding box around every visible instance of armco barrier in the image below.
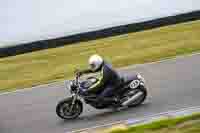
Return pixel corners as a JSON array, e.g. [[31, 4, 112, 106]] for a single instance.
[[0, 10, 200, 58]]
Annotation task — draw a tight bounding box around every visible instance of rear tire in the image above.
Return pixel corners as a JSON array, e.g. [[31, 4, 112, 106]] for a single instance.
[[56, 97, 83, 120], [128, 85, 147, 107]]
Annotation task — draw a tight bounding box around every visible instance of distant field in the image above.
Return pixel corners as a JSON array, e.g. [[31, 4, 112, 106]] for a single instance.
[[0, 20, 200, 92]]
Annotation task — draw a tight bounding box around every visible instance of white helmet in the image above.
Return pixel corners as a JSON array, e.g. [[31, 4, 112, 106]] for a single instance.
[[89, 54, 103, 71]]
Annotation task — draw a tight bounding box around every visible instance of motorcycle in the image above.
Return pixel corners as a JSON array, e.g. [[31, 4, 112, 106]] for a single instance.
[[56, 71, 148, 120]]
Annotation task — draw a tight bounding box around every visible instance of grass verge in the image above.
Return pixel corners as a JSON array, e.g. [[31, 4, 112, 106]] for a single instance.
[[0, 20, 200, 92], [108, 113, 200, 133]]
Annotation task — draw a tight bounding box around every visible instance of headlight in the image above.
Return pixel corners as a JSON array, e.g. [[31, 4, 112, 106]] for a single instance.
[[64, 80, 72, 90], [137, 74, 145, 83], [69, 80, 73, 86]]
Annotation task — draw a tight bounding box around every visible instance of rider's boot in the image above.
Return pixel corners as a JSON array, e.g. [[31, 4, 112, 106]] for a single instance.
[[100, 97, 120, 105]]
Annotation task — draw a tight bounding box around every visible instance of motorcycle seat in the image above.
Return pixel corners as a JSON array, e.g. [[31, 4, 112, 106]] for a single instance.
[[120, 74, 137, 84]]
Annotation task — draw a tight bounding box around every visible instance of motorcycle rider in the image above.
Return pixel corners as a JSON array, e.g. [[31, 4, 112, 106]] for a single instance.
[[76, 54, 121, 104]]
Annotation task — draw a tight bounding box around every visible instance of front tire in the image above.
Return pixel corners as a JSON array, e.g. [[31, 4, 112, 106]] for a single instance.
[[56, 97, 83, 120]]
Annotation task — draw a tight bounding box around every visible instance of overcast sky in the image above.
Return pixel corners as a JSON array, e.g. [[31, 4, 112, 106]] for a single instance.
[[0, 0, 200, 47]]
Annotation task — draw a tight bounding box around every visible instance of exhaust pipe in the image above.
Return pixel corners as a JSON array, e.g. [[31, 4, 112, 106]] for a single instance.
[[122, 91, 143, 106]]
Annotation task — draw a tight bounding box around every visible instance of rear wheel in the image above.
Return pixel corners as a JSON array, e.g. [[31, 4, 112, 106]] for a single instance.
[[56, 97, 83, 120], [121, 86, 147, 107], [128, 86, 147, 107]]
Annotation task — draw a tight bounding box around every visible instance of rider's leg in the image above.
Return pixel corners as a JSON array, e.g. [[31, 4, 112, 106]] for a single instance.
[[97, 85, 118, 104]]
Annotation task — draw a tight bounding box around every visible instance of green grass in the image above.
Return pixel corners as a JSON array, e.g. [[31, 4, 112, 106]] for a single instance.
[[1, 20, 200, 92], [109, 113, 200, 133]]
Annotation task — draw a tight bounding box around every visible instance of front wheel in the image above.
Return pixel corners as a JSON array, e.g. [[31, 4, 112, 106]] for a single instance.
[[56, 97, 83, 120]]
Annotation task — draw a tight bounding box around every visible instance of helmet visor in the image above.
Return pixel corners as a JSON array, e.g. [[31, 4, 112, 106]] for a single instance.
[[90, 63, 96, 70]]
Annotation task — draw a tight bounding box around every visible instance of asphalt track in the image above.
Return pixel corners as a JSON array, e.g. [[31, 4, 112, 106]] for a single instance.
[[0, 54, 200, 133]]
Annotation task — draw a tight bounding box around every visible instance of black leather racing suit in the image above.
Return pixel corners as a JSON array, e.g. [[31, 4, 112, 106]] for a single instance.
[[79, 61, 121, 103]]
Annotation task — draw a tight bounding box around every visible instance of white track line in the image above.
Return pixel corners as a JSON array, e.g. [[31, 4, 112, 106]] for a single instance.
[[69, 105, 200, 133], [121, 52, 200, 70], [1, 52, 200, 96], [0, 81, 61, 96]]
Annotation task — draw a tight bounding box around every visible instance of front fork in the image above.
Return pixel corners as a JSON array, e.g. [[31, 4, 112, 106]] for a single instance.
[[70, 93, 78, 112]]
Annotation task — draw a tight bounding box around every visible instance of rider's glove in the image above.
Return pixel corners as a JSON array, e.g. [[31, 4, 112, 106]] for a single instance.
[[75, 70, 82, 77]]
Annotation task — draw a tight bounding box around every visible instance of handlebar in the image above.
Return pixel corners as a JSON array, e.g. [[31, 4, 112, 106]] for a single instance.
[[75, 74, 80, 85]]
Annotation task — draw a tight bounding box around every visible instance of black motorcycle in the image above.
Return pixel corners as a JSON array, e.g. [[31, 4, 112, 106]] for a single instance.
[[56, 71, 147, 120]]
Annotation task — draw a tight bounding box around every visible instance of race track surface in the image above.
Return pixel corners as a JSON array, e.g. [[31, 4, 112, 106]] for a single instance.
[[0, 54, 200, 133]]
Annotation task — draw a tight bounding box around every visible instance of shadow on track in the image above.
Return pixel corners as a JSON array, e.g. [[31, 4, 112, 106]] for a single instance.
[[57, 102, 151, 126]]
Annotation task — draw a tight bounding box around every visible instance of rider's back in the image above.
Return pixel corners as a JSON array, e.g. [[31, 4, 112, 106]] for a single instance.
[[102, 62, 121, 87]]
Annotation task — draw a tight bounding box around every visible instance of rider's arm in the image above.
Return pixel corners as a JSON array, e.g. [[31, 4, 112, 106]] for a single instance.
[[87, 67, 109, 92], [79, 69, 93, 75], [87, 73, 104, 92]]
